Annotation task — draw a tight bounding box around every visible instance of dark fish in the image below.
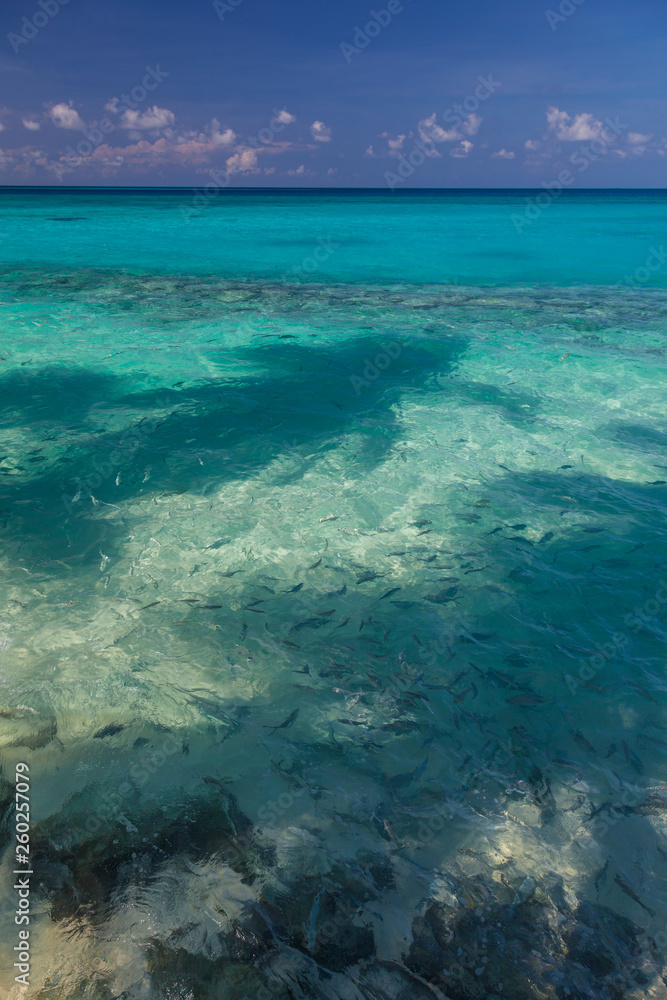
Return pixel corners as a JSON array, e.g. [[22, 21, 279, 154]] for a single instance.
[[94, 723, 125, 739], [510, 523, 527, 530], [357, 572, 383, 584], [290, 618, 330, 633], [603, 743, 617, 758], [539, 531, 554, 544], [264, 708, 299, 731], [411, 519, 432, 527], [140, 601, 161, 610], [203, 776, 229, 790], [486, 527, 503, 535], [285, 583, 304, 594], [570, 729, 596, 753], [425, 586, 458, 604], [614, 874, 655, 917], [378, 587, 401, 600], [201, 605, 222, 610], [507, 693, 546, 706], [205, 538, 231, 550], [308, 558, 322, 569]]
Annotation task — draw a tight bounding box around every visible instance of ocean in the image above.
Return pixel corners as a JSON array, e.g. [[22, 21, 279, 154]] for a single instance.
[[0, 187, 665, 999]]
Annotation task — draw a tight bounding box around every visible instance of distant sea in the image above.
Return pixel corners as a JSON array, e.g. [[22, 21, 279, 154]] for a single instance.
[[0, 188, 665, 1000]]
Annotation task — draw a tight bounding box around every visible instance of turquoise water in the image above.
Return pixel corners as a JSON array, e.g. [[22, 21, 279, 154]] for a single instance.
[[0, 189, 665, 999]]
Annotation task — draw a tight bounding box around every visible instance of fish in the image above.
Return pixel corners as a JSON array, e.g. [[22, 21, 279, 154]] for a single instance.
[[264, 708, 299, 731], [377, 587, 401, 601], [284, 583, 303, 594], [602, 743, 617, 758], [614, 874, 655, 917], [290, 618, 330, 633], [510, 523, 527, 530], [319, 514, 339, 522], [94, 723, 125, 739], [139, 601, 161, 610], [570, 729, 596, 753], [308, 558, 322, 570], [411, 519, 432, 527], [201, 605, 222, 610], [425, 586, 458, 604], [507, 693, 546, 706], [357, 572, 383, 584], [205, 538, 231, 550]]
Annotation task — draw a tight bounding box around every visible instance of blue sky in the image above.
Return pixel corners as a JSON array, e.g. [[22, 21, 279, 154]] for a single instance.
[[1, 0, 666, 186]]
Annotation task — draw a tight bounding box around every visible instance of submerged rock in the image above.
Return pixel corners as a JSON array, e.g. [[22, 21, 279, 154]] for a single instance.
[[406, 891, 647, 1000]]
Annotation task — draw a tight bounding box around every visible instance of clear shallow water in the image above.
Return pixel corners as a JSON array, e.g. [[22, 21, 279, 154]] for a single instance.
[[0, 189, 665, 999]]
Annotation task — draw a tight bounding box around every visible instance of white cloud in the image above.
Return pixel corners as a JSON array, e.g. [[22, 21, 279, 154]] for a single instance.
[[327, 167, 337, 175], [0, 123, 4, 132], [225, 148, 258, 173], [365, 144, 376, 157], [310, 120, 332, 142], [451, 140, 473, 158], [546, 106, 607, 141], [628, 131, 653, 145], [288, 163, 306, 175], [264, 166, 276, 175], [387, 134, 406, 150], [418, 113, 459, 145], [119, 106, 175, 131], [524, 139, 540, 151], [22, 118, 40, 131], [210, 118, 235, 146], [275, 109, 296, 125], [48, 102, 85, 130], [492, 148, 515, 159], [461, 113, 481, 137]]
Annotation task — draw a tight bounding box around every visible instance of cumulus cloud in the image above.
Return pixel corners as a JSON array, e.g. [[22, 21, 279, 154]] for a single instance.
[[546, 106, 607, 141], [288, 163, 306, 175], [461, 113, 481, 137], [310, 120, 332, 142], [209, 118, 235, 146], [48, 102, 85, 130], [628, 131, 653, 145], [451, 140, 473, 158], [492, 148, 515, 159], [418, 113, 459, 144], [225, 148, 258, 173], [22, 118, 41, 131], [275, 109, 296, 125], [119, 106, 175, 131], [387, 134, 406, 150], [524, 139, 540, 151], [365, 145, 376, 157]]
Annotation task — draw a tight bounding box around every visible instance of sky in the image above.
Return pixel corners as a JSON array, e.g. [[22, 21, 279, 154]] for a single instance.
[[0, 0, 666, 187]]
